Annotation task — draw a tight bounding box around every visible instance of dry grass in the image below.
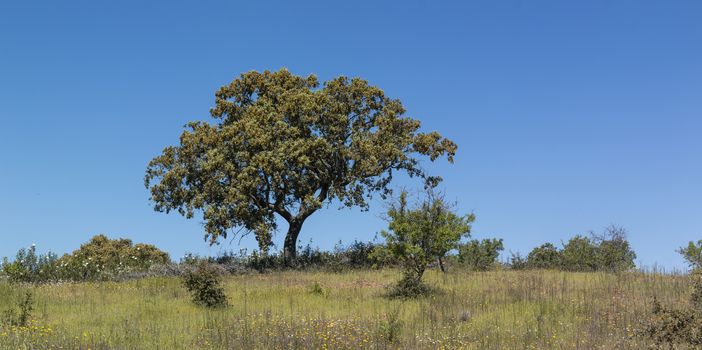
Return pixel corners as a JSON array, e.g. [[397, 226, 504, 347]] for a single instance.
[[0, 269, 691, 349]]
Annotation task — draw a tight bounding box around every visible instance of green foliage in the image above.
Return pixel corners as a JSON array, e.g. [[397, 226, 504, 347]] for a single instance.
[[333, 241, 387, 270], [508, 252, 528, 270], [593, 225, 637, 272], [179, 241, 390, 274], [182, 262, 228, 308], [145, 69, 457, 259], [1, 291, 33, 328], [641, 269, 702, 348], [0, 269, 691, 349], [525, 243, 562, 269], [378, 308, 403, 344], [58, 235, 170, 281], [458, 238, 504, 271], [388, 273, 433, 299], [560, 235, 599, 272], [678, 240, 702, 269], [691, 270, 702, 313], [376, 190, 473, 296], [521, 226, 636, 272], [1, 245, 60, 283], [309, 281, 327, 296]]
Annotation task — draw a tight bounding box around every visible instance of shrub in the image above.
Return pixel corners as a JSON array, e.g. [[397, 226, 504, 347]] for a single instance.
[[376, 190, 473, 297], [458, 238, 504, 271], [508, 252, 528, 270], [378, 308, 403, 344], [521, 227, 636, 272], [242, 244, 333, 272], [1, 245, 60, 283], [309, 281, 327, 296], [59, 235, 170, 281], [593, 225, 636, 272], [560, 235, 599, 272], [678, 240, 702, 270], [1, 291, 34, 327], [388, 273, 432, 299], [182, 262, 228, 308], [641, 269, 702, 348], [525, 243, 562, 269], [334, 240, 385, 270]]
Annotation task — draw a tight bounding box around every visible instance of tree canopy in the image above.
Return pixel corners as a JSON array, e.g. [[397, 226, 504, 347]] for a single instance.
[[145, 69, 457, 259]]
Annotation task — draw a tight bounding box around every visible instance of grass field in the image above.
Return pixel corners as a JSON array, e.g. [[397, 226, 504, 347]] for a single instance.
[[0, 269, 691, 349]]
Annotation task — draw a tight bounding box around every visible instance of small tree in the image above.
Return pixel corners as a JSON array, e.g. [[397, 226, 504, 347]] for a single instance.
[[592, 225, 636, 272], [458, 238, 504, 271], [376, 190, 473, 297], [678, 240, 702, 269], [525, 243, 562, 269], [560, 235, 599, 272]]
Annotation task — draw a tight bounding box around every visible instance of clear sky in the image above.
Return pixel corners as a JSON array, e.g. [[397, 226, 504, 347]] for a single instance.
[[0, 1, 700, 269]]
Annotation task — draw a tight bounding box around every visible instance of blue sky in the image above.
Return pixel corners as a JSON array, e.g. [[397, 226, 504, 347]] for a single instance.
[[0, 1, 700, 269]]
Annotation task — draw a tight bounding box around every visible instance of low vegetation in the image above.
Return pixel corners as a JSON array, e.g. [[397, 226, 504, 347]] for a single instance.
[[182, 262, 228, 308], [0, 269, 692, 349], [0, 226, 696, 349], [1, 235, 169, 283], [642, 269, 702, 348], [511, 225, 637, 273], [458, 238, 505, 271]]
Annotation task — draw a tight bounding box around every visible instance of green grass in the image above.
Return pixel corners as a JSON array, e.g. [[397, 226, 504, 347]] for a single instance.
[[0, 269, 691, 349]]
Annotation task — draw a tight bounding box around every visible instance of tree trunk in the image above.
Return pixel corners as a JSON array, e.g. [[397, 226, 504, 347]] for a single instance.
[[283, 218, 304, 262], [438, 257, 446, 273]]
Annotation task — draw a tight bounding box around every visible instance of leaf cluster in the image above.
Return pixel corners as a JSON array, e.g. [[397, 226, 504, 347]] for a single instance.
[[458, 238, 504, 271]]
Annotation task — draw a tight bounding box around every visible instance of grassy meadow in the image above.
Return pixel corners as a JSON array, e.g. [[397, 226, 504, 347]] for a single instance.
[[0, 268, 691, 349]]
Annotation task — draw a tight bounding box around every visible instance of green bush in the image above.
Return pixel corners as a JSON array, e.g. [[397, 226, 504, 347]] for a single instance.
[[335, 241, 387, 270], [521, 226, 636, 272], [378, 308, 403, 344], [1, 245, 60, 283], [560, 235, 599, 272], [1, 291, 34, 328], [309, 281, 327, 296], [508, 252, 528, 270], [217, 241, 392, 273], [458, 238, 504, 271], [641, 269, 702, 348], [525, 243, 562, 269], [182, 262, 228, 308], [593, 226, 636, 272], [388, 273, 432, 299], [58, 235, 170, 281]]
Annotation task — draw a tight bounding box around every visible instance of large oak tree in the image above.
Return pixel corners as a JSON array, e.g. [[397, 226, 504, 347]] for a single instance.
[[145, 69, 457, 260]]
